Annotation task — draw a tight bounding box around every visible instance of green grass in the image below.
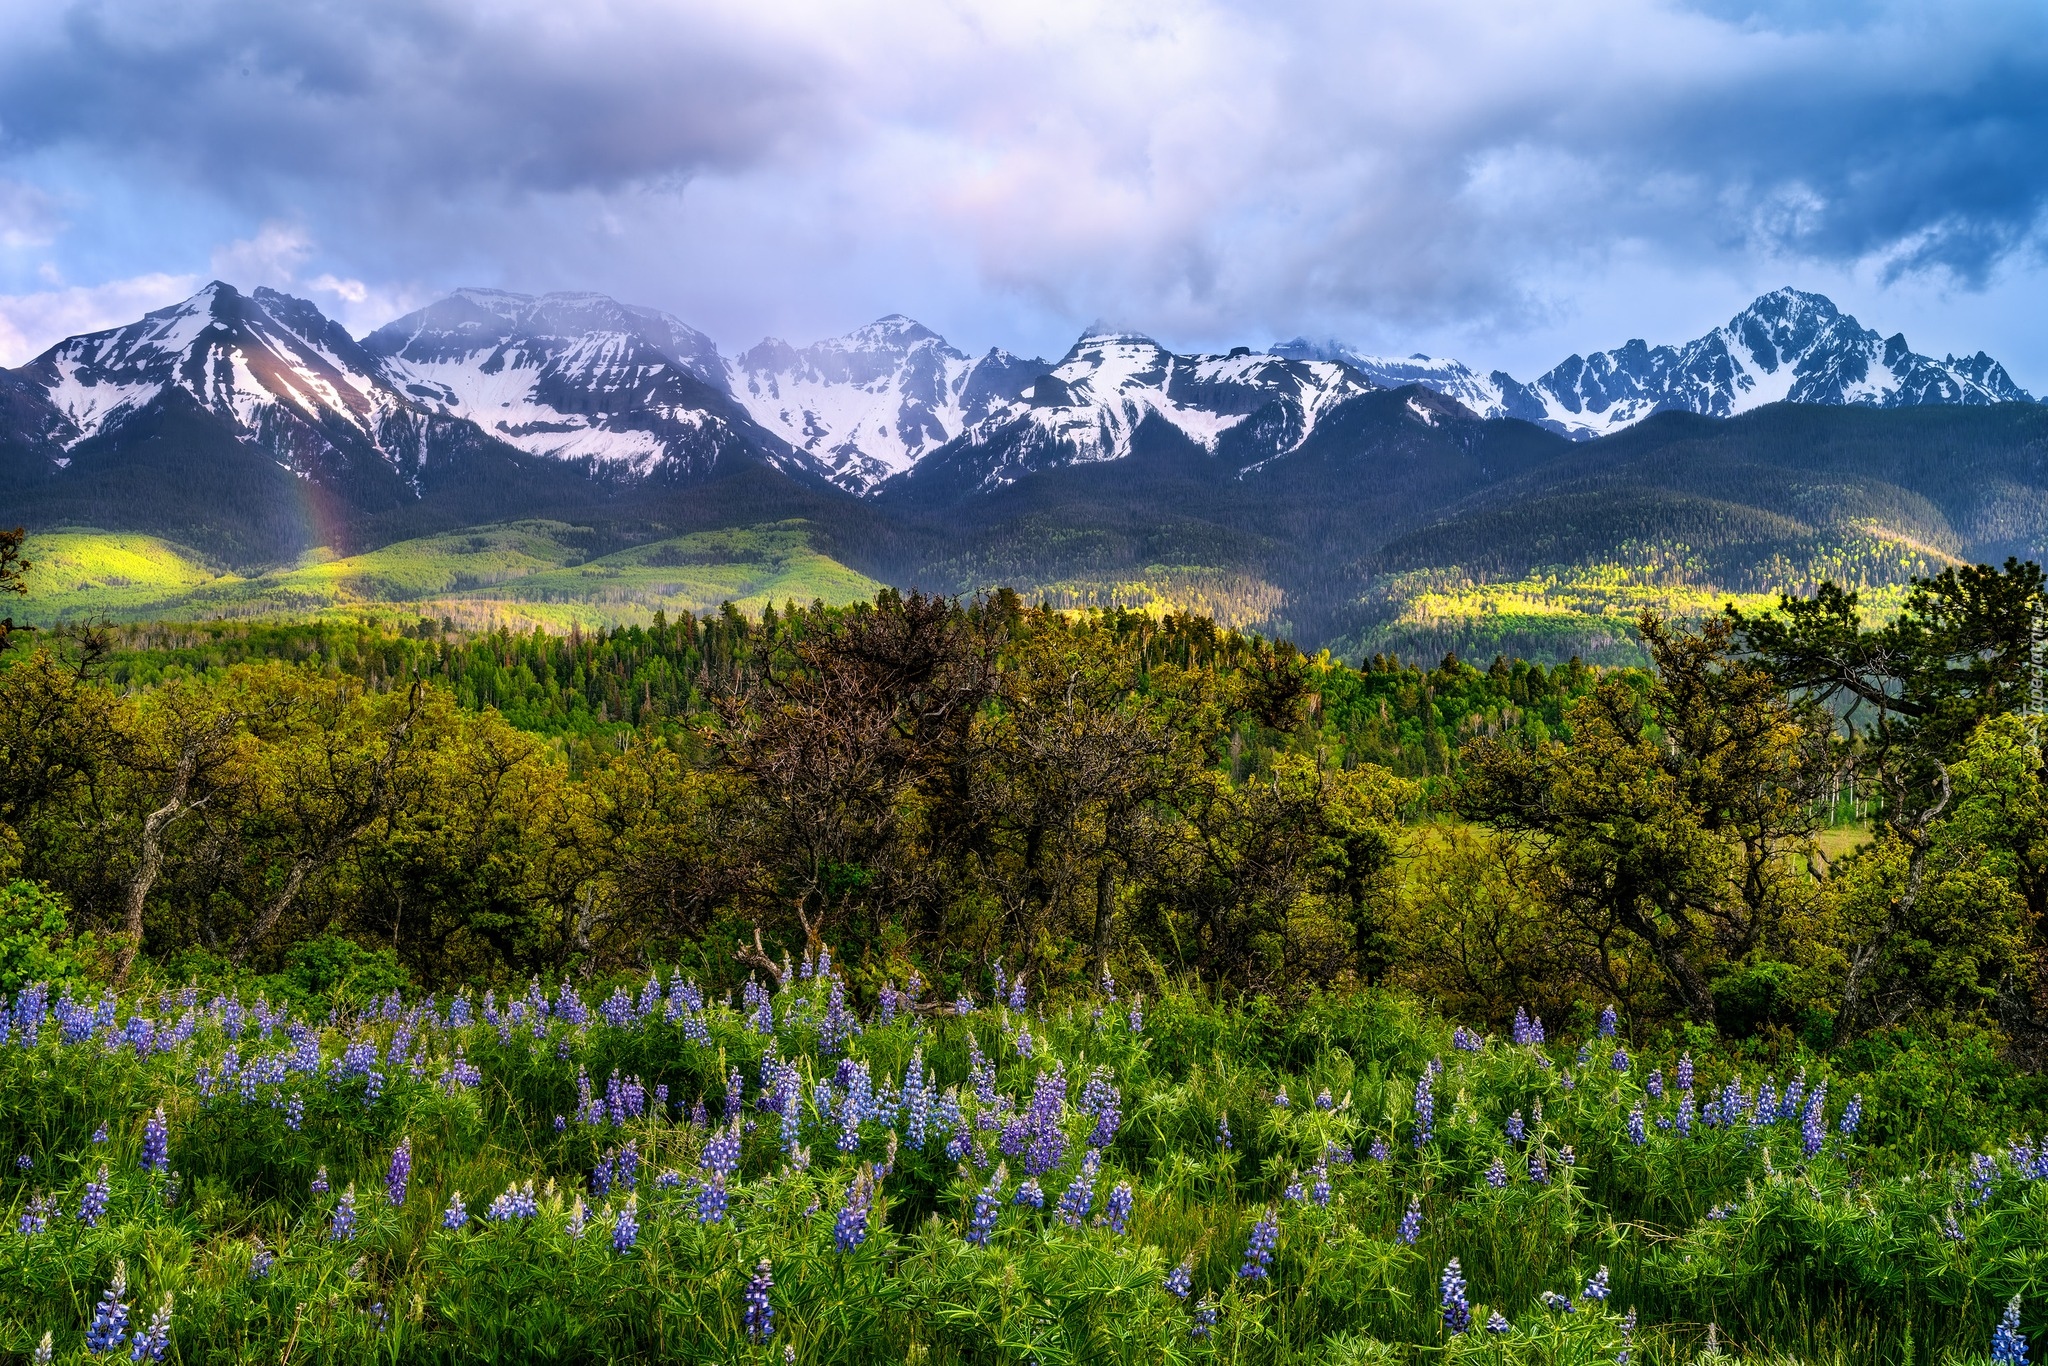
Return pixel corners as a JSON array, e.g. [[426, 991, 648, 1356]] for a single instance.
[[17, 521, 883, 629], [18, 530, 242, 617]]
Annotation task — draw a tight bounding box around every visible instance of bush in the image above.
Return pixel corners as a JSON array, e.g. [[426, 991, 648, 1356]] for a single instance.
[[0, 881, 78, 994]]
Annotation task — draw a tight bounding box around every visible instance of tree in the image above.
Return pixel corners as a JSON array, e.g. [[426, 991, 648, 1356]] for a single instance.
[[0, 527, 28, 656], [714, 592, 1005, 958], [1459, 614, 1830, 1023], [1732, 561, 2048, 1032]]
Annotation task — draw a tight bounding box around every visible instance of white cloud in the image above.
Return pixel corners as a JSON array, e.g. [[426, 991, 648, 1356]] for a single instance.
[[209, 221, 312, 289], [0, 272, 200, 365]]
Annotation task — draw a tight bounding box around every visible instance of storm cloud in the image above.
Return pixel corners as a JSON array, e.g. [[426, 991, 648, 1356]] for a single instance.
[[1, 0, 2044, 381]]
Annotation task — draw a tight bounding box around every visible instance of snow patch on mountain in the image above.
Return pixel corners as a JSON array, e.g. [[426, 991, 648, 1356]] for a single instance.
[[911, 332, 1382, 493], [362, 289, 782, 481], [724, 315, 1045, 493], [25, 282, 425, 471]]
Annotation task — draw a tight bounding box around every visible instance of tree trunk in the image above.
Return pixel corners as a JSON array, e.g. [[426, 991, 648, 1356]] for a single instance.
[[115, 749, 204, 983], [1091, 859, 1115, 987]]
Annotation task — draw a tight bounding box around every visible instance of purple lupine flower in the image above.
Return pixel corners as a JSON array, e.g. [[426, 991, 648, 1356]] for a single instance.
[[1628, 1107, 1646, 1147], [835, 1170, 874, 1252], [249, 1246, 274, 1279], [1369, 1137, 1391, 1163], [1013, 1178, 1045, 1208], [1943, 1207, 1964, 1241], [1453, 1025, 1483, 1052], [1618, 1308, 1637, 1366], [386, 1136, 413, 1207], [18, 1194, 55, 1235], [1993, 1295, 2029, 1365], [1487, 1311, 1510, 1333], [79, 1165, 110, 1227], [1014, 1025, 1034, 1060], [1529, 1147, 1550, 1185], [1397, 1195, 1422, 1245], [1128, 995, 1144, 1032], [1505, 1111, 1525, 1144], [130, 1295, 173, 1362], [612, 1196, 639, 1254], [1970, 1153, 1998, 1206], [566, 1197, 588, 1240], [1413, 1071, 1435, 1148], [1581, 1266, 1610, 1302], [1058, 1151, 1099, 1227], [1441, 1258, 1472, 1334], [1166, 1255, 1194, 1298], [84, 1267, 130, 1354], [703, 1123, 742, 1177], [1216, 1113, 1233, 1152], [330, 1186, 358, 1242], [1840, 1094, 1863, 1137], [311, 1166, 329, 1195], [1753, 1080, 1778, 1127], [743, 1259, 775, 1342], [1646, 1069, 1665, 1100], [442, 1192, 468, 1229], [1191, 1294, 1218, 1340], [1611, 1048, 1630, 1074], [487, 1181, 538, 1221], [1008, 972, 1027, 1012], [1104, 1181, 1134, 1233], [967, 1163, 1005, 1245], [1238, 1207, 1278, 1280], [93, 1123, 107, 1145], [1675, 1053, 1694, 1091], [1311, 1164, 1332, 1206], [1801, 1084, 1828, 1157], [698, 1172, 729, 1223], [1273, 1086, 1291, 1110], [1485, 1156, 1508, 1189], [1781, 1071, 1806, 1120], [1598, 1005, 1617, 1038]]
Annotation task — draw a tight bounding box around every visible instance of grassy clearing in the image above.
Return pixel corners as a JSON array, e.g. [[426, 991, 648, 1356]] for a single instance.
[[16, 522, 882, 629]]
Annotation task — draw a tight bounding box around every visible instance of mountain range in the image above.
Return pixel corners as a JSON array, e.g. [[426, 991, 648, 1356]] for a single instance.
[[3, 281, 2045, 659]]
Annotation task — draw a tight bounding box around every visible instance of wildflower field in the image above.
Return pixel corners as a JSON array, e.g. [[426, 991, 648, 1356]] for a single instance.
[[2, 959, 2042, 1365]]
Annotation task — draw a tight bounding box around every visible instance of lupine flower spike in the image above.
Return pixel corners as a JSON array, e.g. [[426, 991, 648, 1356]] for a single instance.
[[1993, 1295, 2029, 1366], [1239, 1207, 1278, 1280], [140, 1107, 169, 1173], [1441, 1258, 1472, 1334], [84, 1263, 130, 1355], [743, 1259, 776, 1342]]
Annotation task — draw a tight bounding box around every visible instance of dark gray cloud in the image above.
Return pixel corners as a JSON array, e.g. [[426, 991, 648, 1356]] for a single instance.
[[0, 0, 2044, 381]]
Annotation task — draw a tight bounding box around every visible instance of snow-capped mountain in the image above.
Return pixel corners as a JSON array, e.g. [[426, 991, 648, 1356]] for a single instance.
[[1267, 343, 1549, 428], [724, 315, 1047, 493], [362, 289, 795, 482], [895, 332, 1382, 494], [16, 281, 477, 484], [1280, 289, 2035, 440]]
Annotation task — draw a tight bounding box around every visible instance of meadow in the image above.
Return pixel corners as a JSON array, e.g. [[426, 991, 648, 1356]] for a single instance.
[[1, 956, 2040, 1365], [15, 522, 881, 631]]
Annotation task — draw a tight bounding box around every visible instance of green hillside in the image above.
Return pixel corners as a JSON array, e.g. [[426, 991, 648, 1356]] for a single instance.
[[17, 520, 882, 629]]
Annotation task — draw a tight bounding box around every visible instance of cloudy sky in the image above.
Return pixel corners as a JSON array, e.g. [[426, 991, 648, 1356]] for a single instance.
[[0, 0, 2045, 387]]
